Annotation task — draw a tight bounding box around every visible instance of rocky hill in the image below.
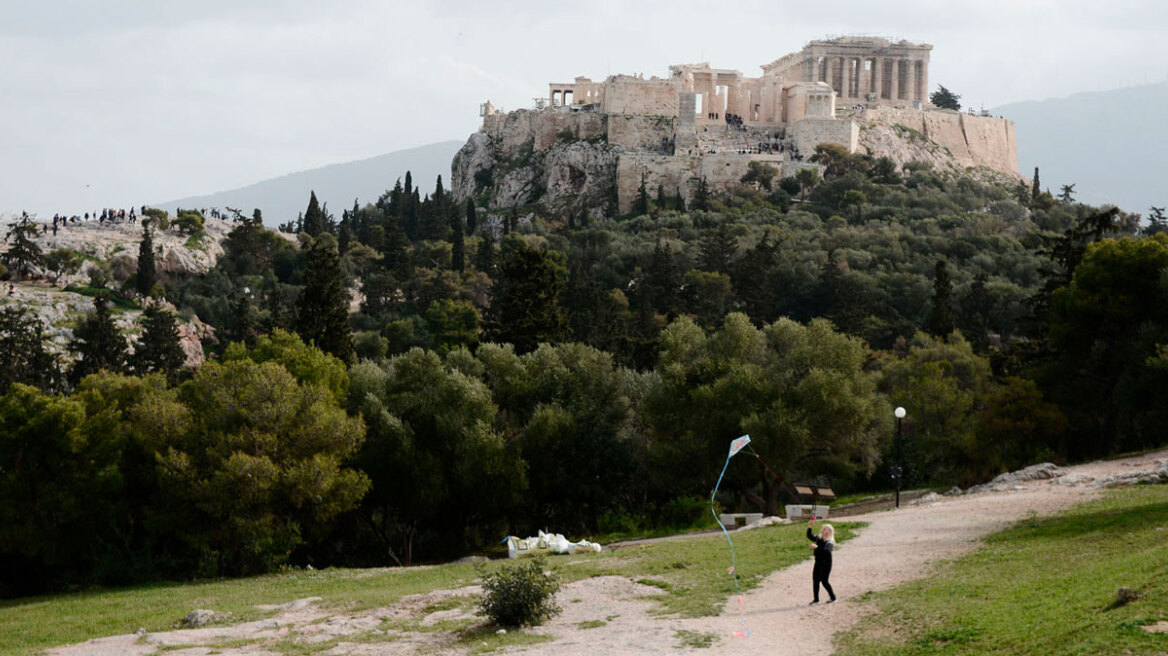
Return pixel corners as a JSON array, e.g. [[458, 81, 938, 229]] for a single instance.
[[1, 215, 241, 369]]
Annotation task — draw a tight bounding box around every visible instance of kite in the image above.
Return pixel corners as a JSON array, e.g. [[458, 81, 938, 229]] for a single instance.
[[711, 434, 751, 637]]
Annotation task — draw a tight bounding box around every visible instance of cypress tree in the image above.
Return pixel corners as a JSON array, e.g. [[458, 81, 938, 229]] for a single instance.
[[693, 177, 711, 211], [295, 233, 354, 363], [338, 202, 355, 253], [1031, 167, 1041, 201], [303, 191, 326, 237], [475, 231, 497, 274], [656, 184, 666, 213], [927, 259, 956, 337], [485, 236, 568, 353], [70, 293, 127, 385], [0, 307, 60, 393], [132, 303, 187, 382], [633, 173, 650, 216], [136, 223, 157, 297], [699, 221, 736, 274], [451, 212, 465, 273], [465, 198, 477, 235]]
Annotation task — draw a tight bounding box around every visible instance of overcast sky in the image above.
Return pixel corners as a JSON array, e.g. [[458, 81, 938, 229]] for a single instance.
[[4, 0, 1167, 218]]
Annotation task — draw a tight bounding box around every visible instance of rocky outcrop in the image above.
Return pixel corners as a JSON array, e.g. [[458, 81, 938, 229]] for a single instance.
[[452, 109, 618, 220], [855, 106, 1019, 179]]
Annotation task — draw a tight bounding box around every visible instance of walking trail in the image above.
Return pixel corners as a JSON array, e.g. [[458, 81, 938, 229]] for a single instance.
[[49, 449, 1168, 656]]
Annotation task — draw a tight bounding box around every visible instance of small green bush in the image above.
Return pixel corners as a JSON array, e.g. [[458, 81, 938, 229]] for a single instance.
[[477, 557, 561, 627]]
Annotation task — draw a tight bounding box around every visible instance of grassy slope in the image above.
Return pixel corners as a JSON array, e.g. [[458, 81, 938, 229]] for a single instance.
[[0, 521, 859, 655], [837, 485, 1168, 656]]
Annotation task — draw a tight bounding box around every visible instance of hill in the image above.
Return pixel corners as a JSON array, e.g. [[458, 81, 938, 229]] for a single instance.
[[154, 140, 463, 226], [996, 82, 1168, 215]]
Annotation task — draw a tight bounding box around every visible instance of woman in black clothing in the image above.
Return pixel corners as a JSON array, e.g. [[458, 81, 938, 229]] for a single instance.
[[807, 516, 837, 604]]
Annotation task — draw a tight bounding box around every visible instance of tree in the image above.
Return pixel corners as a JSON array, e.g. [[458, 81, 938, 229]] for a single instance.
[[69, 294, 127, 385], [338, 204, 354, 254], [632, 172, 650, 216], [451, 211, 466, 273], [794, 167, 821, 201], [136, 224, 157, 297], [692, 177, 711, 211], [698, 221, 737, 274], [1058, 183, 1076, 204], [302, 191, 327, 237], [43, 249, 83, 287], [927, 259, 956, 337], [740, 161, 778, 191], [486, 236, 568, 353], [131, 304, 187, 382], [163, 359, 369, 575], [1031, 167, 1041, 202], [1145, 206, 1167, 236], [929, 84, 961, 110], [4, 213, 44, 280], [842, 189, 867, 223], [295, 234, 354, 363], [424, 299, 480, 353], [465, 198, 477, 235], [0, 308, 60, 393]]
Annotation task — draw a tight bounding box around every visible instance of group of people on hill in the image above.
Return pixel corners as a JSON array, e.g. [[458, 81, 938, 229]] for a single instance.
[[32, 205, 240, 237], [724, 112, 748, 131]]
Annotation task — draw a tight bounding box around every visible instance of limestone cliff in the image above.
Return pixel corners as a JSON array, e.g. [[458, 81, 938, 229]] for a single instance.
[[854, 106, 1019, 178], [1, 216, 241, 369]]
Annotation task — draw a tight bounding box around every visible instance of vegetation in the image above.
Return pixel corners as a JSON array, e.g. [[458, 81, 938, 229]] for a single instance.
[[838, 486, 1168, 656], [476, 556, 561, 627], [930, 84, 962, 111]]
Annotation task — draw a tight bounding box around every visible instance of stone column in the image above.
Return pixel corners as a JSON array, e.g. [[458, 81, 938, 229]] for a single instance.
[[919, 60, 929, 106], [873, 58, 883, 100], [905, 58, 917, 103], [891, 59, 900, 101], [838, 57, 849, 99], [824, 57, 834, 92], [809, 55, 818, 83]]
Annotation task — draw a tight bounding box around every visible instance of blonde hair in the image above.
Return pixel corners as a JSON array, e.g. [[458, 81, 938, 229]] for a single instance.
[[820, 524, 835, 543]]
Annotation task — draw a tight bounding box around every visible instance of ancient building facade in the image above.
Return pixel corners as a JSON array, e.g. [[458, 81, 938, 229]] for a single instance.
[[458, 36, 1016, 216]]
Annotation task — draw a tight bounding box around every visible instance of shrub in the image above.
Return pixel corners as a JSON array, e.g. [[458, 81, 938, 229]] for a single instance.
[[477, 556, 561, 627]]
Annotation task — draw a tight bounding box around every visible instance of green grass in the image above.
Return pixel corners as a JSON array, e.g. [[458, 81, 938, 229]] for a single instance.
[[0, 521, 856, 655], [836, 485, 1168, 656], [61, 284, 141, 311]]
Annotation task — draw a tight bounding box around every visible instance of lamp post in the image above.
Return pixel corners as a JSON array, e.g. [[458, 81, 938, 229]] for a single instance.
[[893, 406, 906, 508]]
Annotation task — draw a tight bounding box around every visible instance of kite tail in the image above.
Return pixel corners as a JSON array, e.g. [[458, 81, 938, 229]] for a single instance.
[[711, 448, 751, 637]]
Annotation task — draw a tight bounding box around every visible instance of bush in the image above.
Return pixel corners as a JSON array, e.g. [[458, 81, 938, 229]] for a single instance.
[[477, 556, 561, 627]]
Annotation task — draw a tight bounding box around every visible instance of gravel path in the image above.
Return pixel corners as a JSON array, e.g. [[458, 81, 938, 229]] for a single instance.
[[48, 450, 1168, 656]]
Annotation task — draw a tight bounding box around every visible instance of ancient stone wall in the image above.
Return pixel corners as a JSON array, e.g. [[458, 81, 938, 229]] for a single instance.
[[616, 152, 785, 213], [607, 115, 677, 150], [603, 77, 681, 116], [789, 118, 860, 157]]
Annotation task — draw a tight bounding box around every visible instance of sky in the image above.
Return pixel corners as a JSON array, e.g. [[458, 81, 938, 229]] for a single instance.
[[4, 0, 1168, 219]]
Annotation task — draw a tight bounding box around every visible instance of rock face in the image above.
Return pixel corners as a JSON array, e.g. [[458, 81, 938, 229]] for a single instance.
[[855, 105, 1018, 177], [1, 214, 241, 370]]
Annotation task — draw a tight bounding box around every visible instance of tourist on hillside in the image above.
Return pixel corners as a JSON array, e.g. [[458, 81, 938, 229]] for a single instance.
[[806, 516, 837, 604]]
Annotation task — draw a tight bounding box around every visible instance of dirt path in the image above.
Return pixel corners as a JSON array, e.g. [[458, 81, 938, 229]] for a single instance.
[[49, 450, 1167, 656]]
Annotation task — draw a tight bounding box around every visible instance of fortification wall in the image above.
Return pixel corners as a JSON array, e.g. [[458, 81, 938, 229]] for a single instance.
[[604, 78, 681, 116], [616, 153, 784, 213], [607, 115, 677, 150], [789, 118, 860, 156], [482, 109, 606, 158], [857, 106, 1017, 175]]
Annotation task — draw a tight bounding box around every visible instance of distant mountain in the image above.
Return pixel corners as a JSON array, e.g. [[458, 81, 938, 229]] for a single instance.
[[154, 140, 464, 226], [995, 82, 1168, 215]]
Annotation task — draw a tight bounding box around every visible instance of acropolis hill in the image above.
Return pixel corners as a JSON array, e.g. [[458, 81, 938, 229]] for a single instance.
[[452, 36, 1019, 216]]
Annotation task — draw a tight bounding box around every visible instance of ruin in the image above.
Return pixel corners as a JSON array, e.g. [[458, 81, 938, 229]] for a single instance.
[[454, 36, 1018, 215]]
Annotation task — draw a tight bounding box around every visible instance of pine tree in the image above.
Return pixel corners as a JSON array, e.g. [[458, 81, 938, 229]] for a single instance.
[[136, 224, 157, 297], [229, 291, 257, 346], [465, 198, 477, 235], [927, 259, 956, 337], [642, 241, 682, 317], [0, 307, 61, 393], [3, 212, 44, 280], [132, 303, 187, 382], [70, 294, 127, 385], [295, 233, 354, 363], [303, 191, 326, 237], [418, 176, 451, 241]]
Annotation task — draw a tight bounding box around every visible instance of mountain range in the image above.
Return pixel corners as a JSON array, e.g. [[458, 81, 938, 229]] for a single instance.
[[995, 81, 1168, 216], [154, 140, 463, 226]]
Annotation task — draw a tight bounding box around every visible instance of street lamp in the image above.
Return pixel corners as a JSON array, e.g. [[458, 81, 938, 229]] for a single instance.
[[892, 407, 906, 508]]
